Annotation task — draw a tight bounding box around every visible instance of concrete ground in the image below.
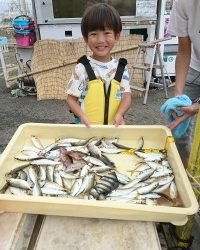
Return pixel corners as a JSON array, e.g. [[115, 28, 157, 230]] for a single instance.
[[0, 63, 199, 249]]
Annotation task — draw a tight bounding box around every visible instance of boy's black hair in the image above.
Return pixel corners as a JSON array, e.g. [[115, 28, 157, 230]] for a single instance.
[[81, 3, 122, 38]]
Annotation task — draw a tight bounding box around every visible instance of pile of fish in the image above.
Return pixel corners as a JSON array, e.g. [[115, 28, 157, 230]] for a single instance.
[[0, 135, 179, 206]]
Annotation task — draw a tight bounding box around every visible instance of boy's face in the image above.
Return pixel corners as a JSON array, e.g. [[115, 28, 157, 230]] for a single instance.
[[84, 28, 120, 62]]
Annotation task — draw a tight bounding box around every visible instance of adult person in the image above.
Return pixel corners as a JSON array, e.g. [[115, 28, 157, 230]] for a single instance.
[[167, 0, 200, 167]]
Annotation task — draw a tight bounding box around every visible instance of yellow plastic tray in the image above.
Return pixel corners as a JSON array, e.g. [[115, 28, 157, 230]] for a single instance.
[[0, 123, 198, 225]]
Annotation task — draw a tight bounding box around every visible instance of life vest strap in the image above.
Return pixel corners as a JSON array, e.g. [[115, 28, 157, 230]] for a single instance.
[[78, 56, 127, 83], [114, 58, 127, 82], [77, 55, 96, 81]]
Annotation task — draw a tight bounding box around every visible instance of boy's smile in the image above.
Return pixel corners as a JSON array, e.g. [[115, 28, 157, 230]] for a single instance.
[[86, 29, 120, 62]]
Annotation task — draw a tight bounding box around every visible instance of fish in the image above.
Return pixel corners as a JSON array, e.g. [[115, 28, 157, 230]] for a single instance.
[[70, 179, 83, 196], [83, 156, 106, 167], [30, 159, 60, 166], [31, 136, 44, 150], [41, 188, 68, 195], [170, 181, 178, 199], [87, 143, 102, 157], [8, 186, 29, 196], [90, 172, 119, 199], [120, 168, 155, 190], [46, 165, 55, 182], [65, 162, 86, 173], [6, 163, 30, 176], [134, 136, 144, 151], [59, 147, 73, 167], [134, 152, 166, 161], [116, 172, 131, 185], [7, 178, 31, 190]]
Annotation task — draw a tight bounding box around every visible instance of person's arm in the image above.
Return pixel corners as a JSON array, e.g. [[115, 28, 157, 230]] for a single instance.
[[113, 92, 132, 126], [174, 36, 191, 96], [66, 95, 90, 127]]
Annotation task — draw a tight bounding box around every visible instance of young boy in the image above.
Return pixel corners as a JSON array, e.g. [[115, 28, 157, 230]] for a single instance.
[[66, 3, 132, 127]]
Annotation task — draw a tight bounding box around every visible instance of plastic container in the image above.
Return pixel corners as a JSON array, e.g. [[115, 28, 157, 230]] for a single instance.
[[13, 23, 35, 31], [14, 29, 33, 35], [12, 15, 32, 28], [15, 32, 36, 47], [0, 123, 198, 225]]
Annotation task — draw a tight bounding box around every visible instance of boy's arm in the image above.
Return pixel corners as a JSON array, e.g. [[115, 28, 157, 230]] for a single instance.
[[66, 95, 90, 127], [113, 92, 132, 126]]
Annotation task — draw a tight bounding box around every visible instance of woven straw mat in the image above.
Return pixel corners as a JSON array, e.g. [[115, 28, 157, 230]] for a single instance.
[[31, 35, 144, 100]]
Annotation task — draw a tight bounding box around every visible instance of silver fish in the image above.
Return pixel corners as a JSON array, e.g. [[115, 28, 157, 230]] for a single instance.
[[70, 178, 83, 196], [31, 135, 44, 150], [30, 159, 60, 166], [135, 152, 165, 161], [7, 178, 31, 190], [8, 186, 29, 196], [41, 188, 67, 195], [46, 165, 55, 182], [87, 143, 102, 157], [169, 181, 178, 199], [134, 136, 144, 151], [137, 182, 159, 194]]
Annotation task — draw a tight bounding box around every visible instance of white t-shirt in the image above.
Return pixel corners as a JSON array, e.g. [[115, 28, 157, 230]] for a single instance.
[[66, 56, 130, 104], [168, 0, 200, 71]]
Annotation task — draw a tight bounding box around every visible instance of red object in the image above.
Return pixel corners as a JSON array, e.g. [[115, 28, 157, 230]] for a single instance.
[[15, 32, 36, 47]]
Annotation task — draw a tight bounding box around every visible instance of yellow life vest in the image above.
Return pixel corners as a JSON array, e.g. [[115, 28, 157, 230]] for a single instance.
[[77, 56, 127, 125]]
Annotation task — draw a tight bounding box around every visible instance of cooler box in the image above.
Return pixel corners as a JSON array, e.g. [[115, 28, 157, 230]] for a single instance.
[[0, 123, 198, 225]]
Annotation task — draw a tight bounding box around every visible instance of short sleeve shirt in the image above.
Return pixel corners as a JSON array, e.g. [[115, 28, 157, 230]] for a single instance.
[[66, 56, 130, 103], [168, 0, 200, 71]]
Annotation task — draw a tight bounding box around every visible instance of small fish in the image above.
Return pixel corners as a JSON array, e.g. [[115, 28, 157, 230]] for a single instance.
[[71, 179, 83, 196], [7, 178, 31, 190], [32, 182, 42, 196], [87, 143, 102, 157], [83, 156, 105, 166], [59, 147, 73, 167], [30, 159, 60, 166], [41, 188, 67, 195], [17, 170, 28, 181], [169, 181, 178, 199], [31, 136, 44, 150], [134, 152, 165, 161], [137, 182, 159, 194], [99, 147, 123, 154], [8, 186, 29, 196], [134, 136, 144, 151], [116, 172, 131, 185], [65, 162, 86, 173], [89, 166, 114, 173], [46, 165, 55, 182], [15, 155, 42, 161], [6, 163, 30, 176]]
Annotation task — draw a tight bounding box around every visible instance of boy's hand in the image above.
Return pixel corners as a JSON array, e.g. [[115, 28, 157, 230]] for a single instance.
[[80, 114, 91, 128], [113, 113, 125, 127]]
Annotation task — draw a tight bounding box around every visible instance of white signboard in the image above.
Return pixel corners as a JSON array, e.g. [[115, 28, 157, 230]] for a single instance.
[[136, 0, 157, 17]]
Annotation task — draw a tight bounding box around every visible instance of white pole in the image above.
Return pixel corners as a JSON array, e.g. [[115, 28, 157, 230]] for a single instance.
[[19, 0, 27, 15]]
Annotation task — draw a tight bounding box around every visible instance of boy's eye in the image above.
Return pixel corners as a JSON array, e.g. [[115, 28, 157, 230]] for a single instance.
[[105, 31, 113, 35], [89, 32, 97, 36]]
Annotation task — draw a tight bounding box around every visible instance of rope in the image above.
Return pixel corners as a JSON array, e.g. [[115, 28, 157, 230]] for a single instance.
[[186, 169, 200, 195]]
